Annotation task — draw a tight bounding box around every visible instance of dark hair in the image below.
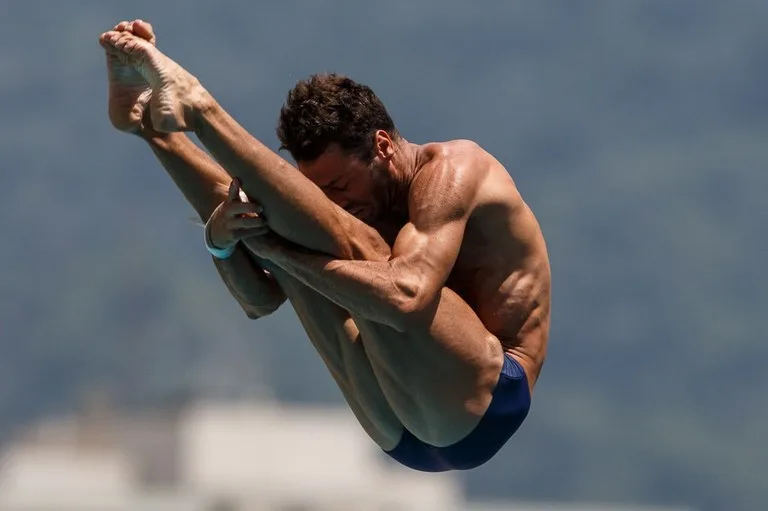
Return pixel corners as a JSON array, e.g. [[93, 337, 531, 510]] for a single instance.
[[276, 73, 398, 163]]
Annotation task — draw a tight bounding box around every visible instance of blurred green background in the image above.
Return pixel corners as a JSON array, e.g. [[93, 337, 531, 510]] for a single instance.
[[0, 1, 766, 510]]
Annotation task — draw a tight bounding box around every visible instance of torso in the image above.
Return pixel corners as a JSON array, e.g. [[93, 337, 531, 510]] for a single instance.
[[379, 140, 551, 389], [449, 167, 550, 388]]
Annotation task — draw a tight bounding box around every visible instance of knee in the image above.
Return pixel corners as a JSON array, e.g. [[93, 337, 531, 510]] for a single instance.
[[337, 215, 391, 262]]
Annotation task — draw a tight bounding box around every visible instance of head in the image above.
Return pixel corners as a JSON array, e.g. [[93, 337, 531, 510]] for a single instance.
[[276, 73, 402, 223]]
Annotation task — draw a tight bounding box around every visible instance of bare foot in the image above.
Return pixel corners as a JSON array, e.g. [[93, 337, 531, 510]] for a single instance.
[[99, 27, 206, 133], [104, 20, 153, 133]]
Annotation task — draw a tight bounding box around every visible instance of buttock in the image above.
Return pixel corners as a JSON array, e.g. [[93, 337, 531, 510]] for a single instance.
[[383, 354, 531, 472]]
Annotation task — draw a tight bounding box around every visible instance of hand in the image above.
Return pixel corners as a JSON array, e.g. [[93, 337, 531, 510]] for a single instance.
[[103, 19, 157, 135], [208, 179, 269, 250]]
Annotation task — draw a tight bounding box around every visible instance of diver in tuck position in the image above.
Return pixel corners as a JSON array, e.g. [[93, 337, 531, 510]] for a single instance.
[[100, 19, 551, 472]]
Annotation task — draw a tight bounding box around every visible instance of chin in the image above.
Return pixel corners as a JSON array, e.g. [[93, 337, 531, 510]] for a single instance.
[[359, 208, 381, 225], [356, 213, 374, 225]]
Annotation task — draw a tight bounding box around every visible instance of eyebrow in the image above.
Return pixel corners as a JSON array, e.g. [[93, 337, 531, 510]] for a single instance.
[[323, 174, 348, 191]]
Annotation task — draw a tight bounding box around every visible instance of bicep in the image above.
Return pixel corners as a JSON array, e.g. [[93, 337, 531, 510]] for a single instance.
[[391, 217, 466, 287], [389, 201, 471, 307], [388, 151, 486, 304]]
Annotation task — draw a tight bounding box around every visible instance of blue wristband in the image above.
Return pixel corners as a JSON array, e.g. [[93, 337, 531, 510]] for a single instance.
[[204, 214, 236, 260]]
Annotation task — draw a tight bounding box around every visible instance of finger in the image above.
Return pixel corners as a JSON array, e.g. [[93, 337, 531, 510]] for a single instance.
[[114, 21, 130, 31], [232, 226, 270, 240], [228, 216, 266, 230], [227, 178, 242, 202], [224, 202, 263, 217]]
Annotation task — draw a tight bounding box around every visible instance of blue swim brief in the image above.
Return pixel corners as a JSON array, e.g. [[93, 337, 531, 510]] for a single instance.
[[383, 353, 531, 472]]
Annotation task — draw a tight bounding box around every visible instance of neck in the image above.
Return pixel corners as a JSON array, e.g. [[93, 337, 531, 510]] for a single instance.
[[385, 139, 421, 208]]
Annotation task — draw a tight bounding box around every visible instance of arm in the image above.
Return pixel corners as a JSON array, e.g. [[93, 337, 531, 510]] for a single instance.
[[192, 95, 367, 260], [211, 248, 286, 319], [101, 20, 287, 319], [246, 156, 481, 331], [143, 132, 287, 318]]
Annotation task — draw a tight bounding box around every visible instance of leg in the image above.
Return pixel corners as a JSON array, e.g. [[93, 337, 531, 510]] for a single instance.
[[144, 132, 230, 220], [252, 214, 505, 446], [140, 132, 403, 450], [99, 32, 390, 261], [100, 33, 504, 444], [169, 79, 506, 443], [272, 235, 504, 447], [180, 103, 503, 444], [352, 289, 505, 447], [265, 265, 403, 450], [193, 107, 390, 261], [184, 97, 504, 446]]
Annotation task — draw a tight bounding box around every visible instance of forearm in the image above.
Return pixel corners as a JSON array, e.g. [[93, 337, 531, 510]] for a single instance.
[[142, 131, 285, 315], [260, 242, 411, 331], [213, 249, 286, 318], [192, 95, 358, 259]]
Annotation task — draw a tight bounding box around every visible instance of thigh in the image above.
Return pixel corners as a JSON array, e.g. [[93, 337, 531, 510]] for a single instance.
[[352, 286, 506, 448], [266, 265, 403, 450]]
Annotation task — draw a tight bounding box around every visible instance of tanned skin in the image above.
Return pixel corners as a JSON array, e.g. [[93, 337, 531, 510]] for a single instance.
[[100, 20, 550, 451]]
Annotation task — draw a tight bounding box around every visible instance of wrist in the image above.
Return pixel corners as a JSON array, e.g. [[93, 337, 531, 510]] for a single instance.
[[205, 219, 236, 259], [204, 203, 236, 260]]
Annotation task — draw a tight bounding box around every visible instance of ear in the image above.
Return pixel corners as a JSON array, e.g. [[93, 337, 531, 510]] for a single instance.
[[373, 130, 396, 160]]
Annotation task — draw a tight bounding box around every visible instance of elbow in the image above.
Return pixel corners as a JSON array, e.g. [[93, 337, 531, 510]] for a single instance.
[[243, 297, 285, 320], [245, 309, 267, 320], [389, 290, 436, 333], [386, 272, 440, 332], [244, 306, 275, 320]]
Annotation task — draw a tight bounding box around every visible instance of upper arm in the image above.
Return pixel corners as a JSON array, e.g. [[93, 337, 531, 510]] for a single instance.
[[389, 149, 483, 313]]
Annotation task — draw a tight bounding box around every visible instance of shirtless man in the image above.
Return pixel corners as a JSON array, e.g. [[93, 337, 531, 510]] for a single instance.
[[99, 20, 551, 472]]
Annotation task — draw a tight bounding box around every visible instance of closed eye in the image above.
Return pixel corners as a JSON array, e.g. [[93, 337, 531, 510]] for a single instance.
[[322, 175, 344, 189], [322, 174, 350, 194]]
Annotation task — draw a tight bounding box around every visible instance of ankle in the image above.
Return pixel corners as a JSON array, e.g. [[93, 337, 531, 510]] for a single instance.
[[190, 86, 217, 134]]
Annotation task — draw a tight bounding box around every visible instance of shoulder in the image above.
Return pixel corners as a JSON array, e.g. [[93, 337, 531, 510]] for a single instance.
[[416, 139, 493, 184], [408, 140, 488, 227], [423, 139, 489, 166], [408, 140, 490, 220]]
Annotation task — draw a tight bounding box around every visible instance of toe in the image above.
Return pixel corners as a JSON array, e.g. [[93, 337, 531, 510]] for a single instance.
[[114, 35, 129, 50], [133, 19, 156, 44], [113, 33, 148, 55], [107, 32, 122, 47], [99, 31, 117, 46]]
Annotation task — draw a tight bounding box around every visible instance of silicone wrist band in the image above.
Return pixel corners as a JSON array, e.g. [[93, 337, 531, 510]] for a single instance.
[[204, 213, 236, 260]]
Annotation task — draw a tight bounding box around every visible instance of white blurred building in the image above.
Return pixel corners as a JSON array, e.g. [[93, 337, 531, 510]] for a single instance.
[[0, 396, 698, 511], [466, 503, 697, 511], [0, 398, 460, 511]]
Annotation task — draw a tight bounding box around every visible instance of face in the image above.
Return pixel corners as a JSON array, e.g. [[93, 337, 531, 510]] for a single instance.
[[298, 145, 386, 224]]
